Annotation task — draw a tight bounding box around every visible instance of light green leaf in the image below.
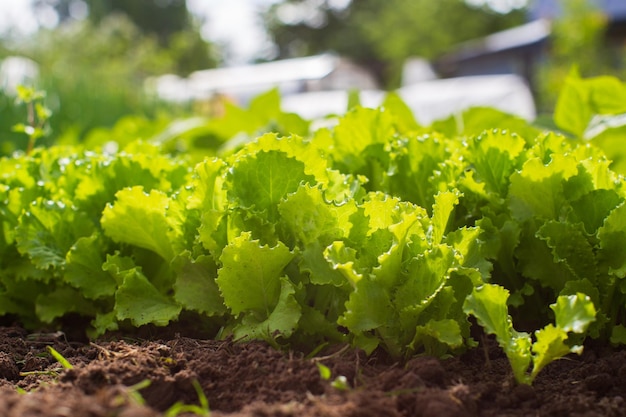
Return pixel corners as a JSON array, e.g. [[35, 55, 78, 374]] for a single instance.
[[386, 134, 451, 211], [217, 232, 295, 316], [508, 155, 578, 221], [551, 292, 596, 334], [517, 226, 576, 291], [339, 276, 393, 332], [65, 233, 116, 299], [249, 88, 281, 120], [429, 190, 461, 245], [115, 268, 182, 327], [102, 252, 137, 286], [233, 134, 330, 185], [173, 252, 226, 316], [570, 189, 623, 235], [444, 226, 492, 279], [412, 319, 463, 356], [36, 286, 95, 323], [537, 221, 597, 283], [554, 69, 592, 137], [332, 107, 395, 170], [530, 324, 570, 380], [227, 150, 315, 222], [361, 192, 401, 235], [233, 276, 301, 342], [610, 325, 626, 345], [395, 245, 455, 313], [299, 242, 346, 286], [463, 284, 513, 345], [466, 129, 525, 196], [323, 241, 364, 286], [278, 183, 356, 246], [432, 107, 538, 139], [101, 186, 179, 262], [187, 157, 227, 211], [374, 208, 425, 289], [463, 284, 532, 384], [89, 311, 119, 337], [382, 92, 420, 132], [15, 198, 95, 272], [476, 214, 520, 281], [587, 75, 626, 115], [598, 202, 626, 278]]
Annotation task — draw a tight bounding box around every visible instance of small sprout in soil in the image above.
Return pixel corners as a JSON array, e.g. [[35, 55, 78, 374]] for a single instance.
[[128, 379, 152, 405], [47, 346, 73, 370], [331, 375, 350, 391], [316, 362, 350, 391], [316, 362, 332, 380], [116, 379, 152, 407], [12, 85, 51, 155], [165, 379, 211, 417]]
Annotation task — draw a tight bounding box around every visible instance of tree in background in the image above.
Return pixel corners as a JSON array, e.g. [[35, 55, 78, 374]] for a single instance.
[[32, 0, 217, 75], [536, 0, 612, 112], [85, 0, 189, 44], [0, 0, 221, 150], [264, 0, 526, 87]]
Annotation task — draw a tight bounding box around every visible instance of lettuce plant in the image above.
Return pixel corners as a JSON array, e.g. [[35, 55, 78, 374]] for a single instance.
[[1, 75, 626, 385]]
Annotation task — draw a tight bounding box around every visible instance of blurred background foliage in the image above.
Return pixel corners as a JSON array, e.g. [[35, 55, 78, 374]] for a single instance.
[[1, 0, 219, 153], [536, 0, 615, 112], [264, 0, 527, 87], [0, 0, 625, 155]]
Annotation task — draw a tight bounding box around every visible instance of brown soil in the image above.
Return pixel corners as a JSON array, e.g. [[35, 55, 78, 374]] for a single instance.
[[0, 324, 624, 417]]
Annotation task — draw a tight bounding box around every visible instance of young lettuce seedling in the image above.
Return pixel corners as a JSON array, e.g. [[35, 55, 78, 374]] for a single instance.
[[12, 85, 51, 155], [316, 362, 350, 391], [47, 346, 73, 370], [463, 284, 596, 384]]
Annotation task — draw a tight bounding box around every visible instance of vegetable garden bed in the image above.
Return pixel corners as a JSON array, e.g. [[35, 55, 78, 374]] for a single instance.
[[0, 324, 623, 416], [3, 73, 626, 415]]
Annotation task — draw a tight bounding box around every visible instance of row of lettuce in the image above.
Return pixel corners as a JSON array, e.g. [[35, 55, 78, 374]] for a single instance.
[[1, 72, 626, 384]]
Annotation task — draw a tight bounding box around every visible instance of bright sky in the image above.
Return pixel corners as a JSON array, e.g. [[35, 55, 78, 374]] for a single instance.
[[0, 0, 528, 64], [187, 0, 281, 64], [0, 1, 40, 35], [0, 0, 281, 64]]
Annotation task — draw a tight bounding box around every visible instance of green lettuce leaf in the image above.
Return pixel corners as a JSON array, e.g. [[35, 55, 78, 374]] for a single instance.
[[463, 284, 532, 384], [537, 220, 597, 284], [36, 286, 96, 323], [226, 150, 315, 222], [554, 69, 593, 138], [217, 231, 295, 317], [15, 198, 95, 273], [465, 285, 596, 384], [114, 263, 182, 327], [232, 276, 301, 344], [465, 129, 525, 196], [101, 186, 180, 262], [64, 233, 116, 299], [172, 251, 226, 316], [598, 202, 626, 278], [278, 183, 356, 247]]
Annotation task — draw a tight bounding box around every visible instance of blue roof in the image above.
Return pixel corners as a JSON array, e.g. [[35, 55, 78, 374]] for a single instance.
[[529, 0, 626, 21]]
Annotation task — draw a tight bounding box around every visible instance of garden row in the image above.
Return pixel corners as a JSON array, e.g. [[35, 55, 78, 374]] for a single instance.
[[1, 72, 626, 384]]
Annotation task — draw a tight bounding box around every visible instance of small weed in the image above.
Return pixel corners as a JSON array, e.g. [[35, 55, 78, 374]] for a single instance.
[[125, 379, 152, 406], [46, 346, 73, 370], [164, 379, 211, 417], [315, 362, 350, 391], [12, 85, 51, 155]]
